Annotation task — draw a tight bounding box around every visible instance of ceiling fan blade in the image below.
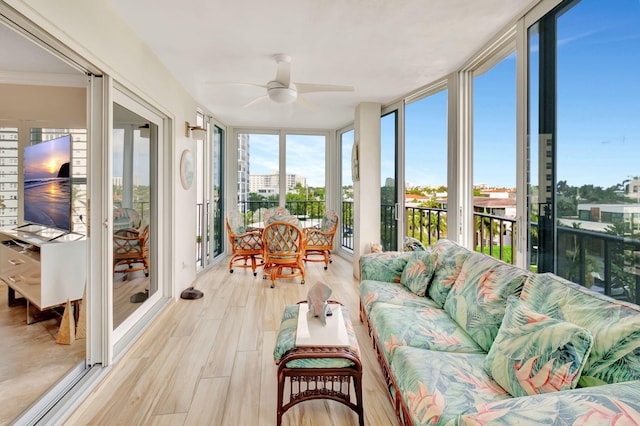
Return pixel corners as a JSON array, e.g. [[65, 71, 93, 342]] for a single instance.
[[295, 94, 317, 111], [274, 54, 291, 87], [203, 81, 267, 90], [295, 83, 354, 94], [243, 94, 268, 108]]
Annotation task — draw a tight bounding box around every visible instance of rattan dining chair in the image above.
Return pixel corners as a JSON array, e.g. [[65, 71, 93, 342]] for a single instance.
[[262, 221, 306, 288], [304, 210, 339, 270], [226, 211, 263, 276], [113, 224, 150, 280]]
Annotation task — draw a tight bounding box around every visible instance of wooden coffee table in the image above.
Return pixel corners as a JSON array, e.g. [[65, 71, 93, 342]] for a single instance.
[[274, 301, 364, 426]]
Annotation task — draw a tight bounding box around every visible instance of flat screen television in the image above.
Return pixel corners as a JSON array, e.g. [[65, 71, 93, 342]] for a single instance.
[[23, 134, 72, 233]]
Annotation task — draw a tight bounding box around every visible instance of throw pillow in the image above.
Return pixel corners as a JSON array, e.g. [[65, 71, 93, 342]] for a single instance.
[[403, 236, 427, 251], [400, 250, 437, 296], [484, 296, 593, 398]]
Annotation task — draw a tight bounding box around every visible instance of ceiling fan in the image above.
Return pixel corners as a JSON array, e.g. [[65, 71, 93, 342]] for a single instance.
[[239, 54, 355, 109]]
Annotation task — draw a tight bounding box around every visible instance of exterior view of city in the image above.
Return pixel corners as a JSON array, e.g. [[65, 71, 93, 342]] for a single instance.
[[238, 127, 640, 306], [403, 178, 640, 305]]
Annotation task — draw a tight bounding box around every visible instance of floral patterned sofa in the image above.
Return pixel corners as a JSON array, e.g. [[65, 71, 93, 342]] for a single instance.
[[359, 239, 640, 425]]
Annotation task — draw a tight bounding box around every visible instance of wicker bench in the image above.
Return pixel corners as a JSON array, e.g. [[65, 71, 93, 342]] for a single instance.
[[273, 301, 364, 426]]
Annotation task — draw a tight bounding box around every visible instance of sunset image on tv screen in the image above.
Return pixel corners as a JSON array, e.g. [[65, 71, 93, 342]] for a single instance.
[[23, 134, 71, 231]]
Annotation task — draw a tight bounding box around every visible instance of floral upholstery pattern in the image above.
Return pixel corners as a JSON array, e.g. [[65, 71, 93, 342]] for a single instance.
[[443, 252, 529, 352], [273, 304, 360, 369], [428, 239, 472, 308], [400, 250, 437, 296], [320, 210, 339, 233], [520, 272, 640, 384], [484, 296, 593, 398], [403, 236, 427, 251], [265, 206, 302, 227], [227, 210, 246, 235], [360, 251, 412, 284], [359, 280, 440, 316], [358, 240, 640, 426], [453, 381, 640, 426], [369, 303, 484, 361], [113, 207, 141, 231], [391, 347, 510, 426]]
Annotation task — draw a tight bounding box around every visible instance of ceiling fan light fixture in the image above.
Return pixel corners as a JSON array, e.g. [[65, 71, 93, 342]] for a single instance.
[[268, 86, 297, 104]]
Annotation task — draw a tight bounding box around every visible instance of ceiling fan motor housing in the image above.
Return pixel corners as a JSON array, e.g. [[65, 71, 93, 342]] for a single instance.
[[267, 80, 297, 104]]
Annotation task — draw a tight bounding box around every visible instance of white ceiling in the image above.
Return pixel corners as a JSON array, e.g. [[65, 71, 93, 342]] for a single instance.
[[0, 23, 85, 86], [1, 1, 535, 130], [108, 0, 534, 130]]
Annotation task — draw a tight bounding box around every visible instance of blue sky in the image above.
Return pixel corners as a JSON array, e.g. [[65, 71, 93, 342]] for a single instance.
[[250, 0, 640, 191], [113, 128, 151, 185], [403, 0, 640, 189], [246, 133, 327, 187]]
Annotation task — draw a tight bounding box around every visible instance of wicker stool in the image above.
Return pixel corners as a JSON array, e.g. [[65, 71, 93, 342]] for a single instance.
[[273, 301, 364, 426]]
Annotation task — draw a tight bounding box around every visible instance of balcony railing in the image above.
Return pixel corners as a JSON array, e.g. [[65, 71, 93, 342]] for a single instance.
[[406, 206, 448, 247], [237, 200, 355, 251], [234, 201, 639, 304], [114, 200, 150, 220], [474, 211, 515, 264], [342, 200, 353, 251], [554, 225, 640, 305], [407, 205, 639, 304]]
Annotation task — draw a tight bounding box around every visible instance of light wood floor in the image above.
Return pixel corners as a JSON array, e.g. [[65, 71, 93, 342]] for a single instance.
[[0, 283, 85, 426], [1, 270, 154, 425], [66, 255, 397, 425]]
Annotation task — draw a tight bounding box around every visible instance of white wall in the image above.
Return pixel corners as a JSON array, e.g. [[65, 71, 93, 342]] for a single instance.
[[353, 102, 381, 278], [6, 0, 201, 294], [0, 84, 86, 125]]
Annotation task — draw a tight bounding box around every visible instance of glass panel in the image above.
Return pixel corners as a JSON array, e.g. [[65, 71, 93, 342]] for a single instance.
[[530, 0, 640, 304], [211, 125, 224, 257], [285, 134, 326, 227], [0, 126, 87, 420], [473, 53, 516, 263], [0, 127, 19, 227], [405, 90, 448, 247], [528, 26, 540, 273], [195, 115, 205, 268], [341, 129, 354, 250], [112, 103, 154, 327], [381, 111, 398, 251], [237, 132, 279, 226]]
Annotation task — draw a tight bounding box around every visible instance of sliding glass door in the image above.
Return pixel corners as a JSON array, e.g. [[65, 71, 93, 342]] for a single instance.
[[381, 110, 399, 251], [529, 0, 640, 303], [111, 89, 167, 341]]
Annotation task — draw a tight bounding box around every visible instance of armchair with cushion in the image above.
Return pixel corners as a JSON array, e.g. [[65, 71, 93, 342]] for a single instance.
[[264, 206, 299, 226], [113, 207, 142, 231], [113, 222, 149, 280], [304, 210, 338, 269], [226, 211, 263, 276], [262, 221, 305, 288]]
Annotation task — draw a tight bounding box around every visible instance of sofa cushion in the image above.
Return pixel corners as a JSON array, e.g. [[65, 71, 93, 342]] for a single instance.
[[428, 239, 473, 308], [360, 280, 440, 316], [521, 273, 640, 384], [369, 303, 484, 362], [360, 251, 412, 283], [391, 347, 510, 426], [400, 250, 437, 296], [484, 296, 593, 398], [454, 380, 640, 425], [443, 252, 529, 352]]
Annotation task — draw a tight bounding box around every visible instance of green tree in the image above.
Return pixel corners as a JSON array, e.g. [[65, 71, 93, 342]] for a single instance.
[[605, 222, 637, 299]]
